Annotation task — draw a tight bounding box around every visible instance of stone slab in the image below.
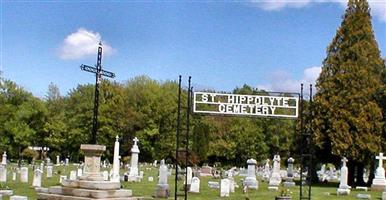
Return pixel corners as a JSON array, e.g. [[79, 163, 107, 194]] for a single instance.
[[47, 186, 132, 198], [37, 193, 142, 200], [268, 186, 278, 191], [382, 191, 386, 200], [355, 186, 368, 191], [10, 196, 28, 200], [337, 188, 350, 195], [61, 180, 120, 190], [0, 190, 13, 196], [356, 194, 371, 199], [283, 182, 296, 187], [371, 184, 386, 191]]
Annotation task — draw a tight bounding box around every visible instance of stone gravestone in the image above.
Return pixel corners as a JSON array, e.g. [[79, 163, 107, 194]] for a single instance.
[[153, 160, 157, 167], [189, 177, 200, 193], [269, 154, 282, 189], [371, 152, 386, 191], [12, 172, 16, 181], [154, 159, 169, 198], [263, 159, 271, 181], [186, 167, 193, 187], [77, 168, 83, 177], [263, 159, 270, 181], [0, 165, 6, 182], [20, 167, 28, 183], [337, 157, 350, 195], [32, 168, 43, 187], [284, 157, 295, 187], [65, 158, 69, 166], [69, 170, 77, 181], [1, 152, 6, 165], [46, 166, 53, 178], [111, 135, 120, 182], [148, 176, 154, 182], [244, 158, 258, 189], [220, 179, 230, 197], [128, 137, 140, 181], [56, 155, 60, 166], [59, 175, 67, 184], [102, 170, 109, 181]]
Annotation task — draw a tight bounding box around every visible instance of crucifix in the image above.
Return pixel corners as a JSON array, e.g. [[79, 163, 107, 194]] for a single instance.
[[80, 42, 115, 144], [376, 152, 385, 169]]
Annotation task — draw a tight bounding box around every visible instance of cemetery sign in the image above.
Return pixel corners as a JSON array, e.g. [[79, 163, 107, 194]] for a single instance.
[[193, 92, 299, 118]]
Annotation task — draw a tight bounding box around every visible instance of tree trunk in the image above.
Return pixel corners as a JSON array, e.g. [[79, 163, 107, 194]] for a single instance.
[[347, 160, 356, 187], [367, 161, 375, 186], [355, 162, 366, 186]]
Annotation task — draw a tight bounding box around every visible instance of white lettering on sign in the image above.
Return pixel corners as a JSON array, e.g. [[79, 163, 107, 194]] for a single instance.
[[193, 92, 299, 118]]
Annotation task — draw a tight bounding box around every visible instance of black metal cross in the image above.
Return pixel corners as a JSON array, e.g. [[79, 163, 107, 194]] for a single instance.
[[80, 42, 115, 144]]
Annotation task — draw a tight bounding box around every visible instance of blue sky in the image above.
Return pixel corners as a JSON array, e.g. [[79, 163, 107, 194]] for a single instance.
[[1, 1, 385, 98]]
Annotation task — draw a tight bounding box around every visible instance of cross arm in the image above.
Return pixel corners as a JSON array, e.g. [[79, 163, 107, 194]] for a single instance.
[[80, 64, 115, 78]]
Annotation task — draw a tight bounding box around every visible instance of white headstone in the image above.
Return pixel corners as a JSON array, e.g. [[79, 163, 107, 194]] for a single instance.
[[337, 157, 350, 195], [187, 167, 192, 185], [69, 170, 77, 181], [0, 165, 6, 182], [128, 137, 140, 180], [153, 160, 158, 167], [154, 159, 169, 198], [244, 158, 258, 189], [111, 135, 120, 182], [229, 177, 235, 193], [32, 169, 42, 187], [220, 179, 230, 197], [190, 177, 200, 193], [158, 159, 168, 185], [148, 176, 154, 182], [46, 166, 53, 178], [263, 159, 270, 181], [102, 170, 109, 181], [20, 167, 28, 183], [12, 172, 16, 181], [1, 152, 6, 165], [59, 175, 67, 184], [77, 168, 83, 177], [65, 158, 69, 166], [371, 152, 386, 191], [284, 157, 295, 187], [269, 154, 282, 187], [56, 155, 60, 166]]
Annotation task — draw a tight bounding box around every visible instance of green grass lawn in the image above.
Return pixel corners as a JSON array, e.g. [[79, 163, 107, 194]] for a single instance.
[[1, 164, 384, 200]]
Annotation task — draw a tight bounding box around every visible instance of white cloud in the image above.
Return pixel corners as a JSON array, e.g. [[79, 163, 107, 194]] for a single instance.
[[59, 28, 115, 60], [257, 66, 322, 94], [250, 0, 386, 22]]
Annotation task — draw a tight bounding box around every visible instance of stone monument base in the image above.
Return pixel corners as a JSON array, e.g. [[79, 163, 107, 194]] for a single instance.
[[283, 177, 295, 187], [154, 184, 169, 198], [244, 177, 258, 189], [337, 188, 350, 195], [283, 181, 296, 187], [37, 179, 137, 200], [371, 179, 386, 191], [37, 144, 141, 200]]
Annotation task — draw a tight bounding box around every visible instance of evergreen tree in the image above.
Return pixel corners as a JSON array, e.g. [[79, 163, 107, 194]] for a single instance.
[[313, 0, 385, 186]]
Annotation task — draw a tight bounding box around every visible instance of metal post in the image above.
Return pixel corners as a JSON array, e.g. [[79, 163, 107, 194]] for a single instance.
[[308, 84, 313, 199], [184, 77, 191, 200], [299, 83, 304, 199], [174, 75, 182, 200]]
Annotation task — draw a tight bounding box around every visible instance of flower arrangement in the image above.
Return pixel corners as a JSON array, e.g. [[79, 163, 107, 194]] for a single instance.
[[280, 188, 292, 197]]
